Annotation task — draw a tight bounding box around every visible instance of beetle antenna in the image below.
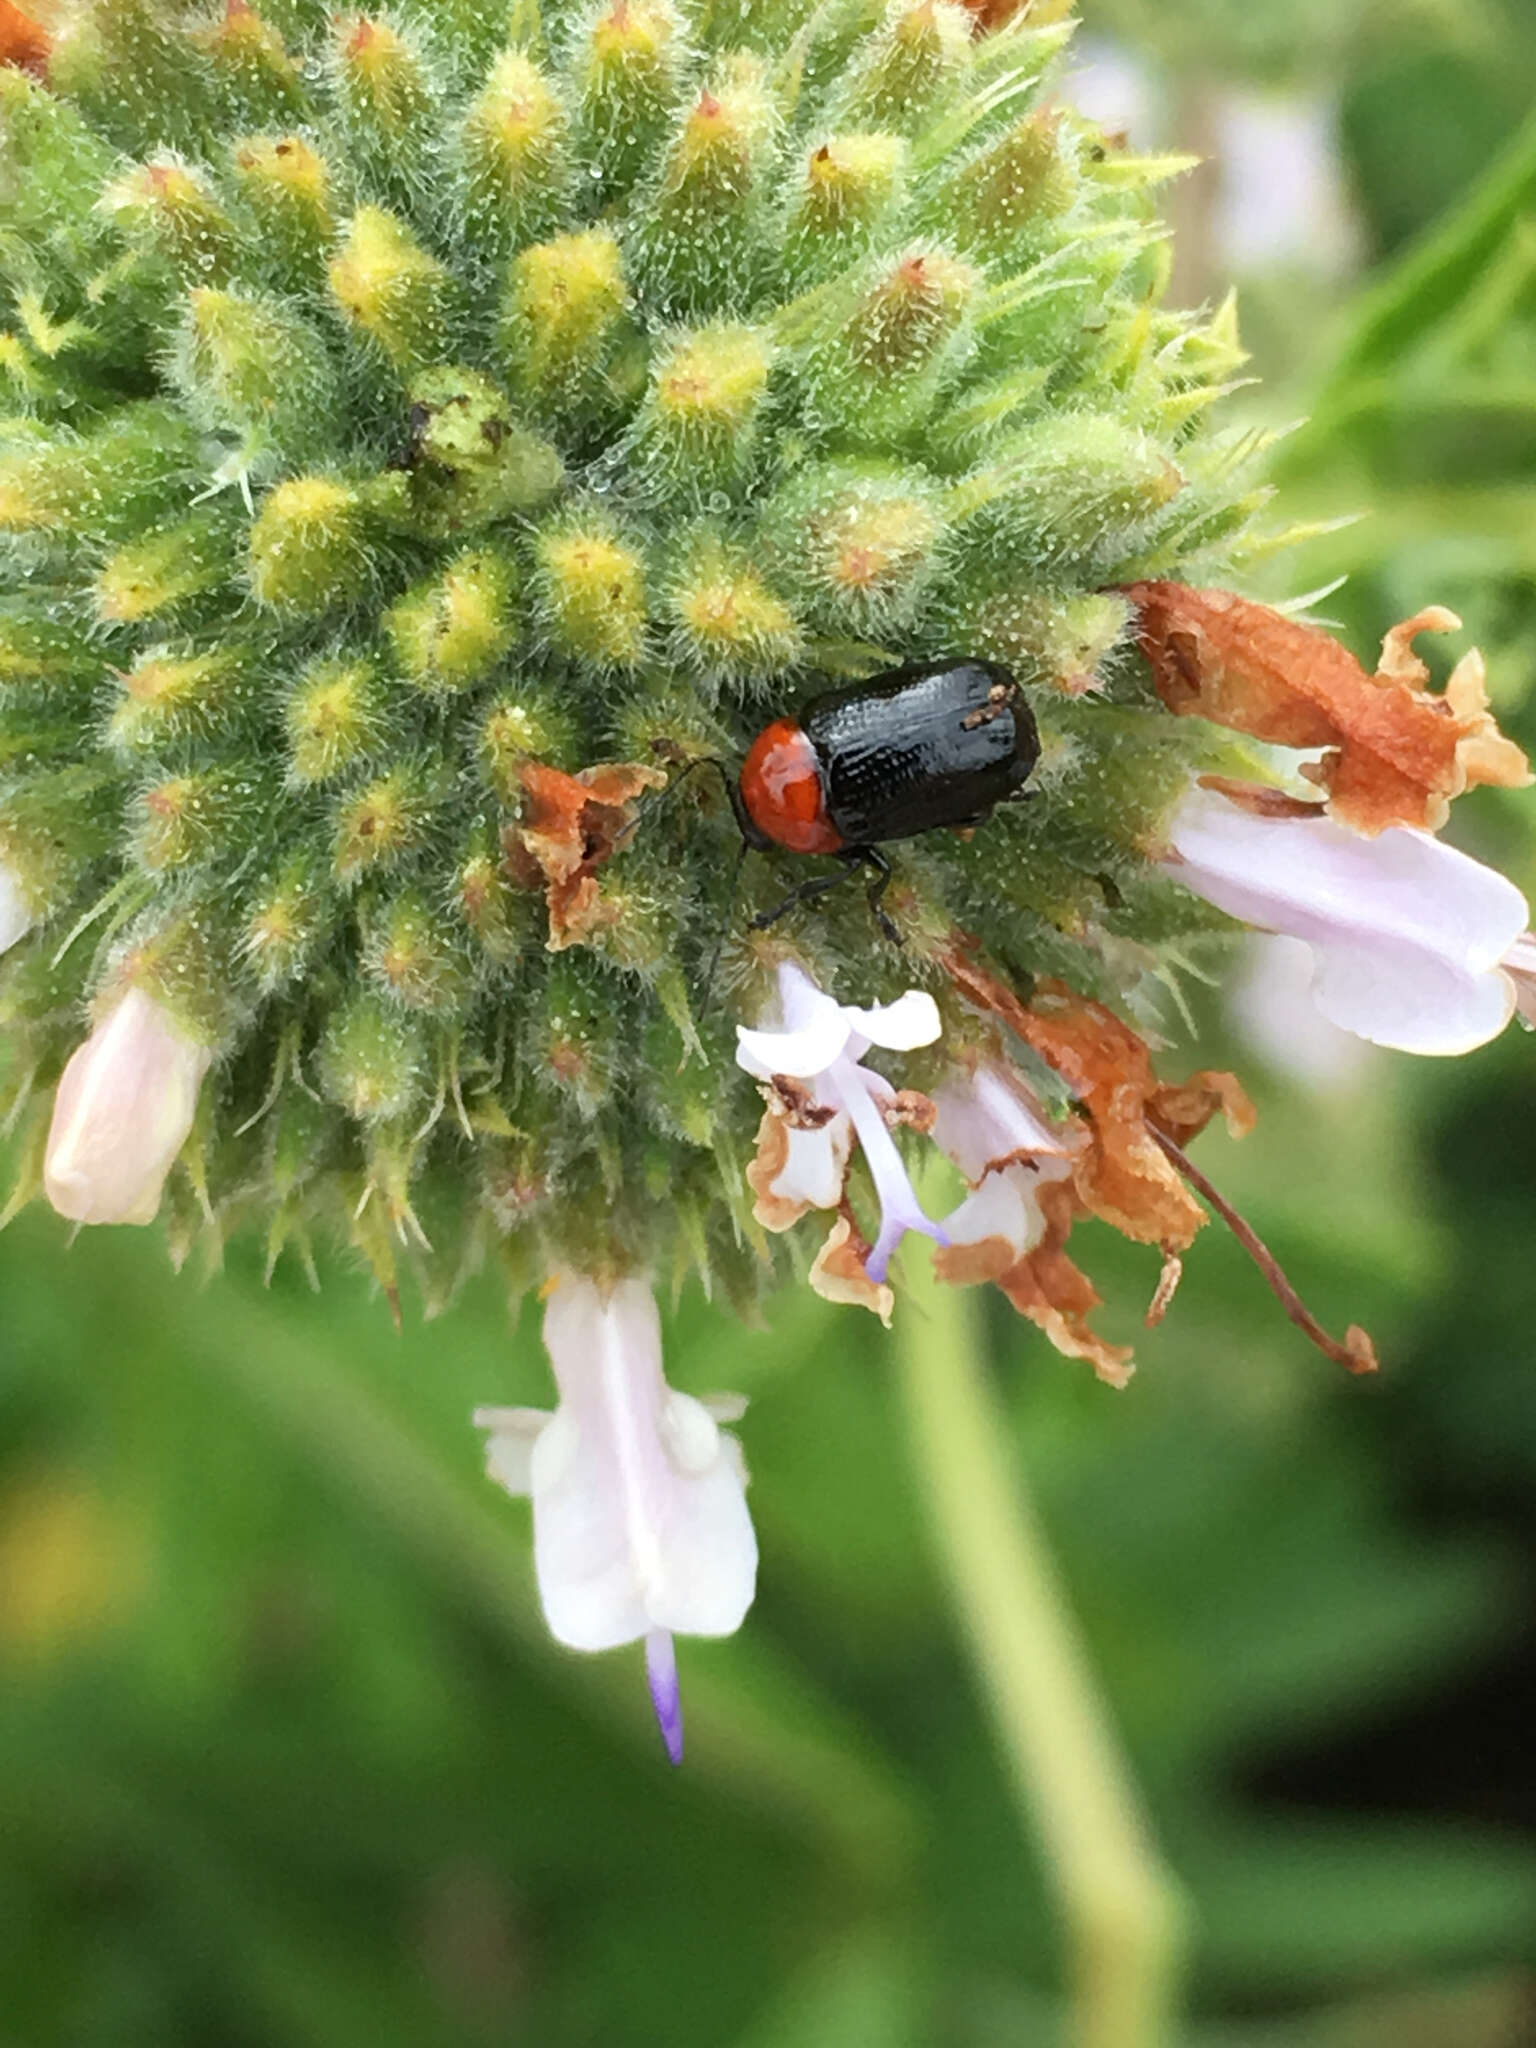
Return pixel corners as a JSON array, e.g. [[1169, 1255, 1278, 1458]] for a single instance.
[[614, 754, 732, 852]]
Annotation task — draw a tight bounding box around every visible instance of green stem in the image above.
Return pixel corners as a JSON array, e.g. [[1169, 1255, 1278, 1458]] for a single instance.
[[894, 1262, 1186, 2048]]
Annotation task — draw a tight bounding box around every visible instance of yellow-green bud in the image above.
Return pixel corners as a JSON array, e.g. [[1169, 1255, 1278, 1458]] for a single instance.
[[535, 520, 647, 668], [843, 249, 976, 378], [667, 537, 802, 679], [178, 288, 339, 461], [833, 0, 973, 132], [634, 324, 773, 493], [0, 405, 199, 541], [199, 0, 306, 122], [952, 413, 1184, 569], [363, 890, 463, 1011], [135, 767, 257, 871], [248, 476, 372, 615], [95, 510, 237, 624], [456, 844, 524, 963], [0, 608, 104, 692], [535, 958, 616, 1119], [387, 547, 518, 692], [953, 588, 1132, 693], [765, 462, 944, 633], [941, 110, 1078, 261], [643, 56, 777, 315], [574, 0, 683, 189], [334, 13, 434, 140], [333, 766, 436, 883], [461, 48, 567, 253], [285, 656, 391, 785], [108, 646, 254, 755], [104, 158, 239, 284], [784, 132, 908, 281], [501, 229, 628, 407], [319, 991, 424, 1123], [242, 852, 327, 993], [230, 134, 334, 279], [329, 207, 453, 374]]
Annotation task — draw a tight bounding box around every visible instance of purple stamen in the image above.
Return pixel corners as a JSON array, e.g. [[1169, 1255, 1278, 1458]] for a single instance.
[[865, 1209, 950, 1286], [646, 1628, 684, 1766]]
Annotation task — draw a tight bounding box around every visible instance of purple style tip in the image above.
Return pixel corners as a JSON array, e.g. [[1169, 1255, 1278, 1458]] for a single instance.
[[645, 1628, 684, 1766]]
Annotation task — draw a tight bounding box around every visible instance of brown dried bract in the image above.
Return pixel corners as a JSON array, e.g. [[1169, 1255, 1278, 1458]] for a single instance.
[[943, 950, 1241, 1252], [1193, 774, 1324, 823], [506, 759, 665, 951], [994, 1181, 1135, 1390], [0, 0, 49, 75], [883, 1087, 938, 1135], [937, 947, 1254, 1382], [810, 1211, 894, 1326], [1122, 582, 1531, 836]]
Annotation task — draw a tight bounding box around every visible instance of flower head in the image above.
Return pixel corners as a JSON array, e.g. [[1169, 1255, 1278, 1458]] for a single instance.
[[1164, 783, 1530, 1055], [44, 989, 213, 1226], [476, 1270, 756, 1763], [736, 962, 947, 1313]]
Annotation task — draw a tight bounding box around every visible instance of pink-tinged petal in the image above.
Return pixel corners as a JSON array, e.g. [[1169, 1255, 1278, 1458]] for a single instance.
[[944, 1166, 1043, 1258], [44, 989, 213, 1225], [841, 988, 942, 1053], [1505, 932, 1536, 1026], [1230, 935, 1376, 1092], [735, 963, 851, 1079], [735, 1007, 852, 1080], [833, 1059, 947, 1284], [473, 1405, 551, 1496], [530, 1274, 757, 1653], [931, 1063, 1076, 1183], [0, 862, 31, 956], [1166, 787, 1529, 1055]]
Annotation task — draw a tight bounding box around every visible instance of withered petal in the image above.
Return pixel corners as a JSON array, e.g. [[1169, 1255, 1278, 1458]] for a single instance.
[[1122, 581, 1531, 837]]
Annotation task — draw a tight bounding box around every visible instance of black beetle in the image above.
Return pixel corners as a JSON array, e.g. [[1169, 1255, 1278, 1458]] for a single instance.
[[728, 657, 1040, 938]]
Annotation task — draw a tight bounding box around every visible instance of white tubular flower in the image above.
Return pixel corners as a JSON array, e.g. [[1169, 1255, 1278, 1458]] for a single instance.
[[474, 1271, 756, 1766], [1164, 785, 1530, 1056], [932, 1063, 1082, 1269], [735, 962, 947, 1288], [0, 861, 32, 957], [44, 988, 214, 1225]]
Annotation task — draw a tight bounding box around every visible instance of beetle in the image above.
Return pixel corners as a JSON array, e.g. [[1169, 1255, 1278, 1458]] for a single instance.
[[724, 656, 1040, 941]]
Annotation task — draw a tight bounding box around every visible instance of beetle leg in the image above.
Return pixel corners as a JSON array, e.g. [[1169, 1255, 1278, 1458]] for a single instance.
[[853, 846, 902, 945], [748, 862, 858, 932]]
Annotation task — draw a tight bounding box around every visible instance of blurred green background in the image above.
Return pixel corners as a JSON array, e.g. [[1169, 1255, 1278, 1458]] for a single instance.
[[4, 7, 1536, 2044]]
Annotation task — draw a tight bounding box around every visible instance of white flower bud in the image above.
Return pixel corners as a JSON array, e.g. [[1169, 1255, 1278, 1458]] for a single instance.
[[44, 989, 214, 1226]]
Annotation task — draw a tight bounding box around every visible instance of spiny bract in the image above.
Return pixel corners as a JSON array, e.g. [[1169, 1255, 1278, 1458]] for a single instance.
[[0, 0, 1262, 1308]]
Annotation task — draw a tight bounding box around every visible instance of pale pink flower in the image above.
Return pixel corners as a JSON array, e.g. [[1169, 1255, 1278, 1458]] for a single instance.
[[735, 962, 946, 1286], [1164, 785, 1529, 1055], [44, 988, 214, 1225], [932, 1063, 1081, 1263], [475, 1271, 756, 1764]]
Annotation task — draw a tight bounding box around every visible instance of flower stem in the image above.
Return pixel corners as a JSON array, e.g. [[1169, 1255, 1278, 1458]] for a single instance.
[[894, 1258, 1186, 2048]]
